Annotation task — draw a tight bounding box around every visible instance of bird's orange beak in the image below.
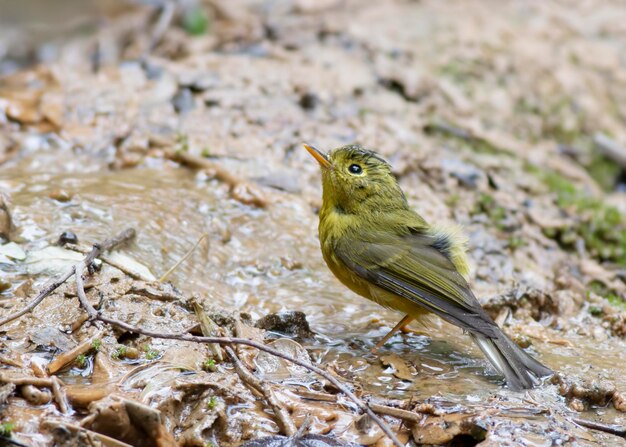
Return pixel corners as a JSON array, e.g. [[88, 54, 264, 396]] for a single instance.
[[303, 143, 331, 169]]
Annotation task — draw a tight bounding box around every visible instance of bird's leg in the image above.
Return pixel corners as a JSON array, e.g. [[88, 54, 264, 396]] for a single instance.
[[371, 314, 414, 353]]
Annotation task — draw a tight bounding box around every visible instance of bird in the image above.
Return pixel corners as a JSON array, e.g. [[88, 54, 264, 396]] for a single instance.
[[304, 143, 552, 390]]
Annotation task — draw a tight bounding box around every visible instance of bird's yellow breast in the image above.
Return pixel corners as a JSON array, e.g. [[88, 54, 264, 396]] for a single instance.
[[319, 208, 370, 296], [319, 208, 428, 318]]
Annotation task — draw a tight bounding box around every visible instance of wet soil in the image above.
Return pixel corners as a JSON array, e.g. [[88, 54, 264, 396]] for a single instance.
[[1, 0, 626, 446]]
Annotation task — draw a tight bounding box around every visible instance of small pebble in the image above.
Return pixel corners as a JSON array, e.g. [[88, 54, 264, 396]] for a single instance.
[[299, 92, 319, 110], [0, 279, 11, 292], [569, 398, 586, 412], [172, 88, 195, 114], [58, 231, 78, 245], [123, 347, 140, 359], [20, 384, 52, 405], [49, 189, 72, 202], [142, 61, 163, 80]]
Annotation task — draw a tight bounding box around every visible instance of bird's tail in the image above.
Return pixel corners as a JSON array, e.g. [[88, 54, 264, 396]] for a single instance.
[[470, 331, 552, 390]]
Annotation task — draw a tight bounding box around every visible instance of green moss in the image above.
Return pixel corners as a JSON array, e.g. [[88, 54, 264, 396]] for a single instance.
[[445, 193, 460, 207], [588, 281, 626, 310], [0, 422, 14, 437], [206, 396, 218, 410], [607, 294, 626, 310], [436, 59, 482, 85], [507, 235, 526, 250], [586, 152, 622, 192], [471, 193, 509, 229], [111, 345, 127, 360], [202, 358, 217, 372], [176, 134, 189, 153], [76, 354, 88, 368], [588, 305, 603, 316], [540, 98, 586, 145], [143, 345, 160, 360], [530, 167, 626, 265], [183, 6, 210, 36], [91, 339, 102, 351]]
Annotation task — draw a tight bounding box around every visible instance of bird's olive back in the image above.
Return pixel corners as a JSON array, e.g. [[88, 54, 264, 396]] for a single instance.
[[321, 145, 408, 214]]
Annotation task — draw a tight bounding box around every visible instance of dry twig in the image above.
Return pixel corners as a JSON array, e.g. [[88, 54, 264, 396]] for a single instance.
[[79, 311, 404, 446], [226, 346, 297, 436], [47, 331, 102, 375], [369, 403, 422, 423], [73, 231, 402, 446], [41, 419, 134, 447], [0, 228, 136, 327], [4, 229, 402, 446], [166, 150, 268, 207], [0, 355, 23, 368], [0, 374, 55, 387], [51, 376, 71, 415], [0, 267, 77, 327], [573, 417, 626, 439], [190, 298, 224, 363], [159, 233, 209, 282]]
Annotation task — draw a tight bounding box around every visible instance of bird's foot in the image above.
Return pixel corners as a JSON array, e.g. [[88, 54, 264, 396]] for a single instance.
[[371, 314, 414, 353]]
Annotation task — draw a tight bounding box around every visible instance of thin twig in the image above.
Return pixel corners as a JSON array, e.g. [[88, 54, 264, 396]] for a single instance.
[[0, 436, 29, 447], [69, 313, 90, 333], [0, 267, 76, 327], [226, 346, 297, 436], [51, 376, 70, 415], [369, 403, 421, 423], [159, 233, 209, 282], [149, 1, 176, 51], [292, 388, 338, 402], [166, 150, 268, 207], [41, 419, 134, 447], [573, 417, 626, 438], [291, 388, 424, 422], [74, 268, 402, 445], [0, 355, 24, 368], [47, 331, 102, 375], [0, 228, 136, 327], [190, 298, 224, 362], [81, 313, 403, 446], [0, 374, 55, 387], [13, 228, 401, 447], [65, 244, 153, 281]]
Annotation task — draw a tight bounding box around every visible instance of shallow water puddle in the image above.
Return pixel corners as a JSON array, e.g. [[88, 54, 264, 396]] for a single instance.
[[1, 157, 625, 445]]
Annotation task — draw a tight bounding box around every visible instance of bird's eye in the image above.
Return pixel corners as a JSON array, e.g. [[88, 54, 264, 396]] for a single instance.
[[348, 164, 363, 175]]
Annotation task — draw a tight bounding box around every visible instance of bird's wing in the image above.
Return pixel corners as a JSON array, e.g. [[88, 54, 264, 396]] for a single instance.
[[334, 226, 499, 338]]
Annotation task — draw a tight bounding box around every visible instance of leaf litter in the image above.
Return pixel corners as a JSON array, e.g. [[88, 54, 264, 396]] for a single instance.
[[1, 0, 626, 446]]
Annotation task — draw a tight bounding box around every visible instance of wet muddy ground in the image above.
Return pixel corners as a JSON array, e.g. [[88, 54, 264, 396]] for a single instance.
[[1, 0, 626, 446]]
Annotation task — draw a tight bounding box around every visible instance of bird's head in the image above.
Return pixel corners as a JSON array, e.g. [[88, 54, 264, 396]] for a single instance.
[[304, 143, 408, 214]]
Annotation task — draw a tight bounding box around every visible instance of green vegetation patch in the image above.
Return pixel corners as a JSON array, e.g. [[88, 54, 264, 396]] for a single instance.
[[0, 422, 14, 437], [424, 120, 511, 156], [470, 192, 512, 232], [588, 281, 626, 311], [533, 167, 626, 265], [182, 6, 210, 36], [586, 152, 622, 192]]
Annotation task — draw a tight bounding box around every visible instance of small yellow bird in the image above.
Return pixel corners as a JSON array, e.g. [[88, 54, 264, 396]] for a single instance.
[[304, 143, 552, 390]]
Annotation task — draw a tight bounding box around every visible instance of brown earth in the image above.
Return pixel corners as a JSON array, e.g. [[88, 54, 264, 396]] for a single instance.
[[1, 0, 626, 446]]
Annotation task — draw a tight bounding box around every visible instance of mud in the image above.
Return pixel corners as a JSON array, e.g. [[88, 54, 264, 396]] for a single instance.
[[1, 0, 626, 446]]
